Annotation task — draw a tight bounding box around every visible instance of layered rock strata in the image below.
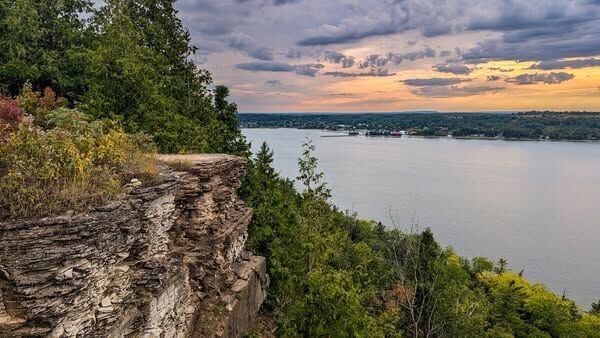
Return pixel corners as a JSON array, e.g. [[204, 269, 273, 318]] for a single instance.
[[0, 154, 268, 337]]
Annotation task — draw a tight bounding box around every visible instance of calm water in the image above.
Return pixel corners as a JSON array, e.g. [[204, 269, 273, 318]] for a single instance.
[[243, 128, 600, 307]]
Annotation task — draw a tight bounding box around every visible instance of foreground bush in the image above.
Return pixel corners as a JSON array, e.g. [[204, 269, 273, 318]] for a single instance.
[[0, 96, 25, 140], [0, 96, 156, 220]]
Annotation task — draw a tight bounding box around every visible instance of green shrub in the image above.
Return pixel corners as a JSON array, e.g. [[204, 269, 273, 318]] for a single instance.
[[16, 83, 66, 126], [0, 105, 156, 220]]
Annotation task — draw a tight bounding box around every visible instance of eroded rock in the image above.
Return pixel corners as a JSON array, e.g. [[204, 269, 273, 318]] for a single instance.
[[0, 154, 268, 337]]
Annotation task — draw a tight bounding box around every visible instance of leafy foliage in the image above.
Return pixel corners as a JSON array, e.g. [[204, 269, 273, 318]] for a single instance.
[[0, 0, 248, 154], [0, 95, 24, 138], [0, 90, 156, 220], [0, 0, 92, 98]]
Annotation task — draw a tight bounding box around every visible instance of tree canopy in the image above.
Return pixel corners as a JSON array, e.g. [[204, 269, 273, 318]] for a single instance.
[[0, 0, 247, 154]]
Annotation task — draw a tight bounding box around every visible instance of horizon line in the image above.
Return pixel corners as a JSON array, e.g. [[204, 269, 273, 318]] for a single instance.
[[238, 110, 600, 114]]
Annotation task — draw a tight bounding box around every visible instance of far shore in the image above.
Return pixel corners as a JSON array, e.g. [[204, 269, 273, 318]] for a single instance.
[[242, 127, 600, 143]]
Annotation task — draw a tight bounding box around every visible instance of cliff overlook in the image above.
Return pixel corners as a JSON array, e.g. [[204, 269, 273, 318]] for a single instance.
[[0, 155, 267, 337]]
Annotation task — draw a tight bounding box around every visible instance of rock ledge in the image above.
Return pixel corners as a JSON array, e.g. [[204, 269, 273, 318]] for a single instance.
[[0, 154, 268, 337]]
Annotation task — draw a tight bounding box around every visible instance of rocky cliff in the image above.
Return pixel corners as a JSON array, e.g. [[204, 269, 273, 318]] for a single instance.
[[0, 154, 268, 337]]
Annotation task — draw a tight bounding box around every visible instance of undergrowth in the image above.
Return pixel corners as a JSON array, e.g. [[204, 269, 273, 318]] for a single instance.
[[0, 86, 157, 220]]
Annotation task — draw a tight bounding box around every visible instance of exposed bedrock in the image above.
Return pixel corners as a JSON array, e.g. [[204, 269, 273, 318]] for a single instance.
[[0, 154, 268, 337]]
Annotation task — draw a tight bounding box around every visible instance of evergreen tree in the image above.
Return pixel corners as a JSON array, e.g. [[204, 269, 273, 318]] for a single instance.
[[0, 0, 91, 98]]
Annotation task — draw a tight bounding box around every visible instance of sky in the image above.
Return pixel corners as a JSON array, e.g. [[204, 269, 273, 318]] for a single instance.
[[175, 0, 600, 112]]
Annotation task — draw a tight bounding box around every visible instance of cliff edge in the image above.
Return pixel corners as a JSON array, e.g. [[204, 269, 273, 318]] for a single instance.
[[0, 154, 268, 337]]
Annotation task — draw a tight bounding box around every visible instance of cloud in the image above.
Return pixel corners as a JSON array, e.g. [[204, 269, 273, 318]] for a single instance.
[[297, 9, 405, 46], [359, 54, 390, 68], [295, 0, 599, 49], [530, 58, 600, 70], [265, 80, 283, 87], [433, 63, 472, 74], [488, 67, 514, 72], [228, 33, 274, 60], [236, 61, 324, 77], [286, 48, 303, 58], [465, 2, 593, 32], [236, 62, 295, 72], [328, 92, 357, 96], [322, 68, 396, 77], [462, 8, 600, 62], [323, 51, 355, 68], [341, 58, 355, 68], [403, 78, 471, 86], [177, 0, 600, 111], [358, 48, 437, 68], [295, 1, 459, 46], [411, 85, 505, 98], [185, 0, 600, 64], [507, 72, 575, 85], [177, 1, 256, 37], [294, 63, 325, 77], [273, 0, 300, 5]]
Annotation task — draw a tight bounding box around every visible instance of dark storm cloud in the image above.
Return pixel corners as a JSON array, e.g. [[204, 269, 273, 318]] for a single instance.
[[323, 51, 355, 68], [403, 78, 471, 86], [433, 63, 472, 75], [411, 85, 504, 98], [228, 33, 274, 60], [322, 68, 396, 77], [507, 72, 575, 85], [236, 62, 324, 77], [530, 58, 600, 70], [358, 48, 436, 68]]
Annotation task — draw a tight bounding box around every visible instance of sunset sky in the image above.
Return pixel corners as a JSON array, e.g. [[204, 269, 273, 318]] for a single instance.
[[175, 0, 600, 112]]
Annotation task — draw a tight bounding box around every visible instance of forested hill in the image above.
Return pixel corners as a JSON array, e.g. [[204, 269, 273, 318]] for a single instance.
[[240, 112, 600, 141]]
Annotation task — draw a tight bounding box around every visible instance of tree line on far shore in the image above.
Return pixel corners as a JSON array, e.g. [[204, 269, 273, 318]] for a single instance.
[[239, 112, 600, 141]]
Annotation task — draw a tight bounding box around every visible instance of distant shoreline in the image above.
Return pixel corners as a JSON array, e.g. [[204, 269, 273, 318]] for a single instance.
[[239, 112, 600, 143], [242, 127, 600, 143]]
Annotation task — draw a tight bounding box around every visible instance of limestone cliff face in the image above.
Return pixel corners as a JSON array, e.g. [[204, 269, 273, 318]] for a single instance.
[[0, 154, 268, 337]]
